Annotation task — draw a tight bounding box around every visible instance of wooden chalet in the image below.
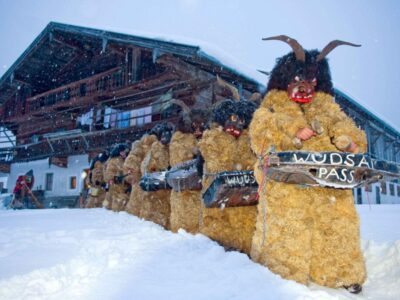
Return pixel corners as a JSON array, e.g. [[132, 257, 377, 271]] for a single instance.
[[0, 22, 261, 166]]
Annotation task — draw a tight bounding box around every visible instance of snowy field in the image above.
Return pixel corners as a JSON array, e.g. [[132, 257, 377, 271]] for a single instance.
[[0, 205, 399, 300]]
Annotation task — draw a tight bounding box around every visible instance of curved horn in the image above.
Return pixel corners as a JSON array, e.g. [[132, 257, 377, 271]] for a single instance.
[[317, 40, 361, 62], [216, 75, 240, 101], [257, 69, 270, 76], [263, 35, 305, 62], [169, 99, 190, 114]]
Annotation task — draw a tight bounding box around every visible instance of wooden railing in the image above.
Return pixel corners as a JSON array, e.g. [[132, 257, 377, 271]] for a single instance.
[[1, 114, 179, 163], [26, 67, 125, 112]]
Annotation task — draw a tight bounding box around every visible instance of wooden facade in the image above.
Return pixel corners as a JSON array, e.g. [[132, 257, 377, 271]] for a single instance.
[[0, 22, 261, 165]]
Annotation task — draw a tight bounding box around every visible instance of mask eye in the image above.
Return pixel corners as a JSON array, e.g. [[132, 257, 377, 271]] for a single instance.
[[311, 78, 317, 85], [230, 115, 238, 122], [295, 76, 300, 82]]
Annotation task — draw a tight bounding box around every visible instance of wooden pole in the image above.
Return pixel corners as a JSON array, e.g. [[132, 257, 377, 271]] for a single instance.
[[22, 182, 44, 209]]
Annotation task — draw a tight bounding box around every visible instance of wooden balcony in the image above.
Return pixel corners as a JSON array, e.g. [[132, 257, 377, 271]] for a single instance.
[[5, 115, 178, 163], [27, 66, 124, 114]]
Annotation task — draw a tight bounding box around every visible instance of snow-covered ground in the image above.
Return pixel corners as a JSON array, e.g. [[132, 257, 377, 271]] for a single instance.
[[0, 205, 399, 300]]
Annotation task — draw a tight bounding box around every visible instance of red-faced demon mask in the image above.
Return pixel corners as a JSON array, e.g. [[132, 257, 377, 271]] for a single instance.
[[263, 35, 361, 104]]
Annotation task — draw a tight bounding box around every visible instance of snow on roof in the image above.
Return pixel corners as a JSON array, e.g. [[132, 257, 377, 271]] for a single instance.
[[66, 22, 267, 87], [334, 85, 400, 137]]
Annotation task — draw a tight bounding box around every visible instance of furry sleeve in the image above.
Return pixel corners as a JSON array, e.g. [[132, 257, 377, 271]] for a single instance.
[[91, 161, 105, 184], [249, 107, 280, 155], [123, 140, 145, 184], [260, 90, 309, 138], [198, 127, 236, 174], [305, 93, 367, 152], [141, 141, 170, 174], [104, 157, 123, 182], [141, 135, 158, 153], [169, 131, 198, 167], [236, 130, 257, 170]]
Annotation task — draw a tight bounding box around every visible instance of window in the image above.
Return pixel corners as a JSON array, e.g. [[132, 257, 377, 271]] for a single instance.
[[117, 111, 131, 128], [356, 187, 362, 204], [45, 173, 53, 191], [397, 185, 400, 197], [69, 176, 77, 190], [381, 182, 387, 195], [31, 135, 39, 143], [389, 184, 395, 196], [130, 106, 152, 127], [375, 186, 381, 204]]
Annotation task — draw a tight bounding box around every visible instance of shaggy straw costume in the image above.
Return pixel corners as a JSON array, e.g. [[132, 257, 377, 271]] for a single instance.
[[85, 160, 107, 208], [140, 140, 171, 229], [249, 37, 367, 289], [104, 147, 130, 212], [102, 159, 112, 209], [124, 135, 157, 216], [169, 107, 209, 234], [198, 101, 257, 254], [169, 131, 201, 233]]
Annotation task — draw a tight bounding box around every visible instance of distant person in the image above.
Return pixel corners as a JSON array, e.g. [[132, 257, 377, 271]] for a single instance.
[[11, 170, 42, 209]]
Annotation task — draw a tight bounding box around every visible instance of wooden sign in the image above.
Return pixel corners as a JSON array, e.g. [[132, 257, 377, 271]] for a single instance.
[[203, 171, 258, 208], [266, 151, 400, 188]]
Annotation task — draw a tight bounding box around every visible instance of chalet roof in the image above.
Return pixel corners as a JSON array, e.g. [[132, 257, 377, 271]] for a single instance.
[[334, 89, 400, 140], [0, 22, 263, 104]]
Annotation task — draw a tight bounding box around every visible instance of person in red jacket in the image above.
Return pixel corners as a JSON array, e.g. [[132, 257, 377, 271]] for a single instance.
[[12, 170, 35, 209]]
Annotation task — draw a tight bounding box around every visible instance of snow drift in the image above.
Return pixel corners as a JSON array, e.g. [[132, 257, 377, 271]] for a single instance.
[[0, 205, 399, 300]]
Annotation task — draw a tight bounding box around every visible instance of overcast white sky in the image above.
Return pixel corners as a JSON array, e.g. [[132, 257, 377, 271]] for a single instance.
[[1, 0, 400, 129]]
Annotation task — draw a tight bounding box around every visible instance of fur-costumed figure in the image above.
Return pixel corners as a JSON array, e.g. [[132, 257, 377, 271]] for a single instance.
[[124, 134, 158, 216], [169, 101, 210, 234], [85, 151, 109, 208], [104, 143, 130, 212], [198, 99, 258, 254], [249, 36, 367, 293], [102, 161, 112, 209], [140, 122, 175, 229]]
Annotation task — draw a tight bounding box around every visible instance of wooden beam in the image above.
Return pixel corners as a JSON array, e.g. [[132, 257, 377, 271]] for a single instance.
[[51, 36, 80, 52], [56, 52, 82, 75], [157, 54, 213, 81], [132, 48, 141, 83], [46, 137, 54, 153], [3, 129, 15, 147], [64, 139, 71, 152], [81, 135, 89, 149], [108, 44, 126, 56], [12, 78, 32, 87], [50, 156, 68, 168]]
